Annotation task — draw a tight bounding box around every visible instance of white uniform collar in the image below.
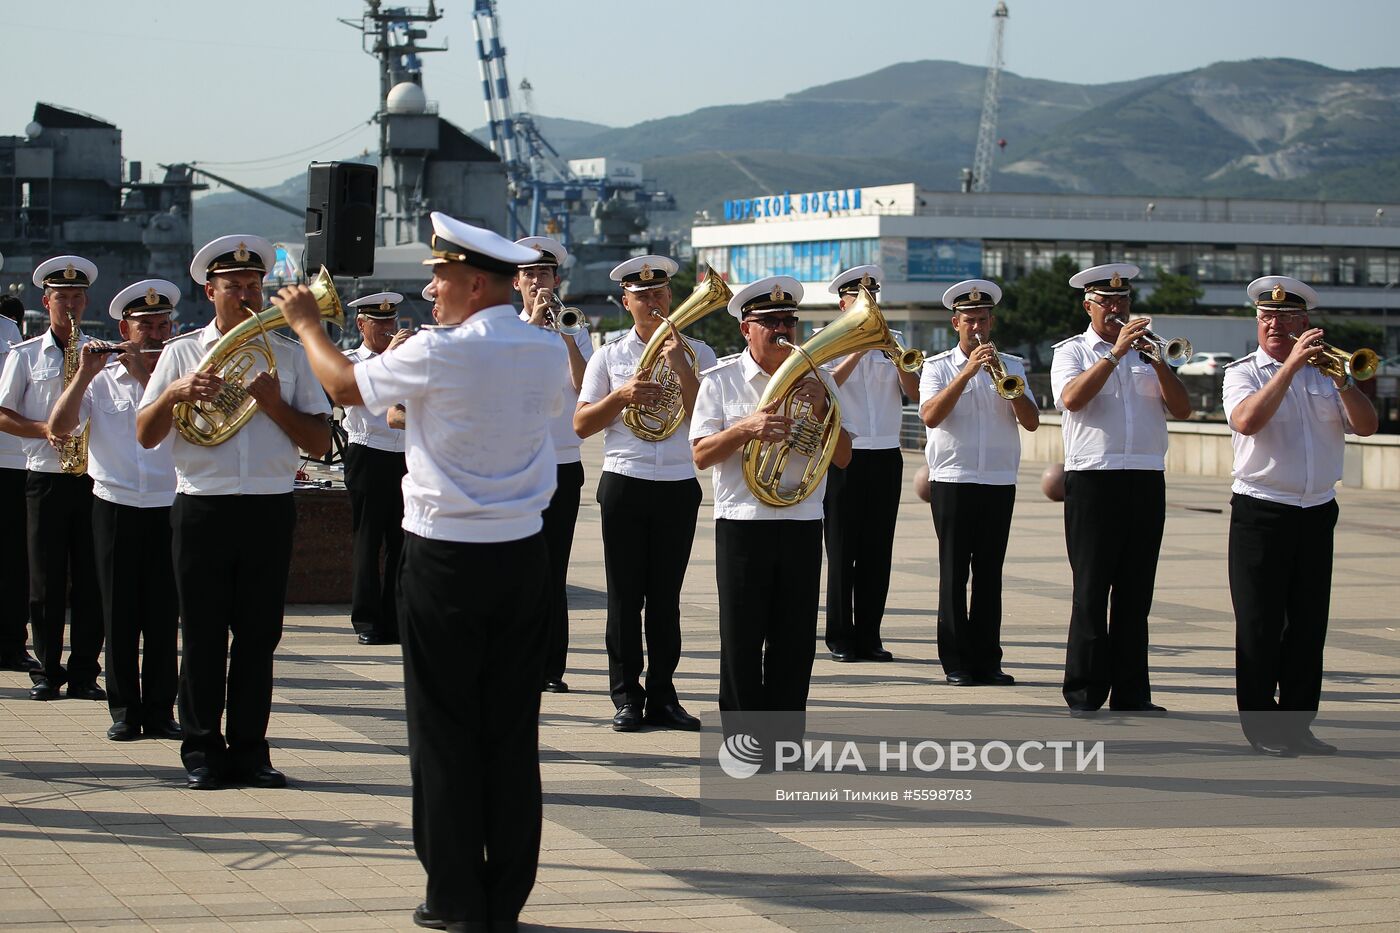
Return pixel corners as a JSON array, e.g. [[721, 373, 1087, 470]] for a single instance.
[[740, 348, 770, 383], [1084, 323, 1113, 350], [951, 343, 971, 365], [200, 320, 226, 346], [1254, 345, 1284, 368]]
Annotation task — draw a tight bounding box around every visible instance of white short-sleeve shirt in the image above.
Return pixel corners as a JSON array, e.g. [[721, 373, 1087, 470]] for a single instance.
[[340, 344, 405, 453], [689, 349, 837, 521], [918, 346, 1027, 485], [1050, 325, 1168, 471], [1223, 347, 1351, 508], [353, 305, 566, 544], [577, 327, 716, 481], [0, 316, 28, 470], [0, 329, 93, 474], [519, 312, 592, 465], [139, 321, 332, 495], [80, 360, 177, 508]]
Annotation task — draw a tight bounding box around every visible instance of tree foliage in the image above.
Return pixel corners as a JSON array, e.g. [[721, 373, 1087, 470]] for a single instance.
[[992, 255, 1085, 370], [1135, 268, 1204, 315]]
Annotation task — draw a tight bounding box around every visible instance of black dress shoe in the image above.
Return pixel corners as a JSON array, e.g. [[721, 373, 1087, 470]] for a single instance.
[[1110, 703, 1168, 716], [144, 719, 184, 740], [1068, 706, 1101, 718], [984, 671, 1015, 686], [542, 679, 570, 693], [1291, 731, 1338, 755], [1248, 738, 1299, 758], [357, 632, 387, 645], [858, 647, 894, 662], [186, 767, 221, 790], [644, 702, 701, 731], [413, 902, 447, 930], [29, 681, 61, 701], [829, 649, 858, 662], [0, 651, 41, 672], [106, 721, 141, 742], [611, 703, 643, 732], [238, 765, 288, 788], [945, 671, 978, 686], [66, 682, 107, 701]]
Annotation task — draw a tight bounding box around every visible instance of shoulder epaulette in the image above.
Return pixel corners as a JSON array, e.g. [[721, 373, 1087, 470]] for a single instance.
[[1222, 356, 1252, 370], [164, 330, 203, 345], [1051, 335, 1079, 349], [700, 353, 741, 377], [11, 334, 45, 349], [929, 348, 956, 361], [999, 351, 1024, 362]]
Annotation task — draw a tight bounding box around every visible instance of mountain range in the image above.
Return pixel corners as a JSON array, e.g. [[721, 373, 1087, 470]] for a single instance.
[[193, 57, 1400, 245]]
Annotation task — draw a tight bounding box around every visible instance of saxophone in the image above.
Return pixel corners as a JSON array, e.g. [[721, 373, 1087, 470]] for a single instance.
[[57, 310, 89, 474]]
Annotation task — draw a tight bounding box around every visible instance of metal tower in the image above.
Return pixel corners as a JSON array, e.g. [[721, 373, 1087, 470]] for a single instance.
[[970, 1, 1009, 194]]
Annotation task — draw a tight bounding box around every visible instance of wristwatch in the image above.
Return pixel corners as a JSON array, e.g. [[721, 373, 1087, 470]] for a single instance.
[[1100, 349, 1120, 367], [1339, 374, 1356, 393]]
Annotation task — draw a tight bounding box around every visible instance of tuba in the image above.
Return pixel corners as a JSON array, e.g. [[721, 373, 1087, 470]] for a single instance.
[[741, 285, 922, 507], [172, 266, 344, 447], [57, 311, 90, 474], [1289, 333, 1379, 382], [622, 272, 733, 442], [974, 334, 1025, 400]]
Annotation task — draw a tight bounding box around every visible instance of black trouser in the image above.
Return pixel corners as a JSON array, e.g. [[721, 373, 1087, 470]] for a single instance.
[[1062, 469, 1165, 710], [930, 481, 1016, 677], [344, 443, 406, 640], [541, 461, 584, 682], [399, 531, 548, 928], [0, 466, 28, 657], [1230, 494, 1338, 744], [92, 499, 179, 727], [25, 471, 102, 686], [597, 472, 701, 709], [716, 519, 822, 750], [172, 493, 294, 775], [823, 447, 903, 653]]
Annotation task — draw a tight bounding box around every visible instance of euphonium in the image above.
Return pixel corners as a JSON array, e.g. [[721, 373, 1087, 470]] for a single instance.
[[57, 310, 90, 474], [622, 272, 733, 442], [741, 285, 923, 507], [1112, 315, 1192, 366], [172, 266, 345, 446], [974, 334, 1025, 400], [1288, 333, 1379, 382]]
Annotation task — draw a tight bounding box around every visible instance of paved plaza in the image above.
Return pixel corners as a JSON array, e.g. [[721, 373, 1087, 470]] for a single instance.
[[2, 445, 1398, 932]]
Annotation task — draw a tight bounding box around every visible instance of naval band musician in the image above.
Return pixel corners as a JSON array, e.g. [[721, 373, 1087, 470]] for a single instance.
[[514, 236, 592, 693], [0, 294, 38, 673], [574, 255, 713, 733], [276, 211, 564, 933], [1225, 276, 1378, 756], [137, 235, 332, 790], [691, 275, 852, 759], [0, 255, 105, 702], [342, 292, 412, 646], [1050, 262, 1190, 715], [49, 280, 183, 742], [821, 264, 919, 664], [919, 279, 1038, 687]]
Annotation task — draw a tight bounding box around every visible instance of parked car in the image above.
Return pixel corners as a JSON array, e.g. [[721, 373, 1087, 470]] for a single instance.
[[1177, 352, 1236, 376]]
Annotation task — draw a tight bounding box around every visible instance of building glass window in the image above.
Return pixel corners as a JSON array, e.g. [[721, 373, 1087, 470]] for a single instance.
[[724, 239, 878, 283]]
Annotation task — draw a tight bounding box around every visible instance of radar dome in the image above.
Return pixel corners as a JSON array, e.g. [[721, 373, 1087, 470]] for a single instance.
[[24, 122, 42, 139], [386, 82, 428, 115]]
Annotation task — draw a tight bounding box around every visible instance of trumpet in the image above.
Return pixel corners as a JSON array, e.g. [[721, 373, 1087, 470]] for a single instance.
[[1288, 333, 1379, 382], [543, 293, 586, 335], [974, 334, 1025, 400], [1112, 315, 1192, 367]]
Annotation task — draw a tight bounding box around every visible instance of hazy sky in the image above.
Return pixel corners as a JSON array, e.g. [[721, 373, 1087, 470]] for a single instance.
[[2, 0, 1397, 190]]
